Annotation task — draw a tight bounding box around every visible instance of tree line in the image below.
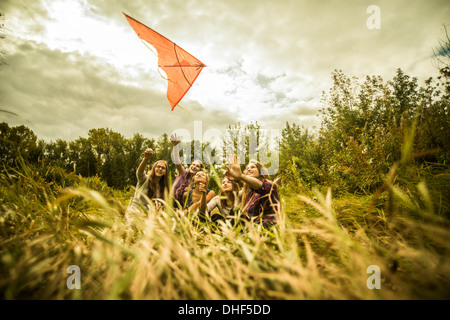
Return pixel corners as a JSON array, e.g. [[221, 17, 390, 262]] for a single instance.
[[279, 68, 449, 194], [0, 122, 275, 191], [1, 68, 449, 196], [0, 125, 177, 189]]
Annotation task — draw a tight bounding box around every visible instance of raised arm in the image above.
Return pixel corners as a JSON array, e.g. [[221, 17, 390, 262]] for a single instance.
[[189, 184, 216, 212], [225, 163, 263, 190], [170, 133, 185, 176], [137, 148, 153, 174]]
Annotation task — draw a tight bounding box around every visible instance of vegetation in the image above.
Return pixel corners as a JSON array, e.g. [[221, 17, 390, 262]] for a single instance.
[[2, 20, 450, 298], [1, 64, 449, 300]]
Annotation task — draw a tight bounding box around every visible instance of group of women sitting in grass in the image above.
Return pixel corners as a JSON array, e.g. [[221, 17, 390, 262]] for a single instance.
[[127, 134, 280, 229]]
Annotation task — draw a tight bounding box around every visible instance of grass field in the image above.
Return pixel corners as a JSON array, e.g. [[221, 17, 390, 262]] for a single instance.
[[1, 157, 449, 300]]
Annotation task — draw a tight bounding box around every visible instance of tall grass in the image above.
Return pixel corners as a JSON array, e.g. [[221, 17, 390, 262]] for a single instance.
[[1, 154, 449, 300]]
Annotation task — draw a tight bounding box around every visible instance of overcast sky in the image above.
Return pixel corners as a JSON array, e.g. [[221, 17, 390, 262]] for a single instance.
[[0, 0, 448, 143]]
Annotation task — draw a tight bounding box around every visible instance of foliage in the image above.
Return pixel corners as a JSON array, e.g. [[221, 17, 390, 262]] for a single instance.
[[1, 63, 449, 299], [279, 69, 449, 196], [0, 123, 43, 166], [0, 123, 158, 190], [0, 158, 449, 299]]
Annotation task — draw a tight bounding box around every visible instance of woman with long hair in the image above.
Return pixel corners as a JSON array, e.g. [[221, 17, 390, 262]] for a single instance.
[[182, 170, 216, 214], [170, 133, 204, 207], [200, 176, 241, 222], [127, 148, 169, 213], [225, 159, 280, 228]]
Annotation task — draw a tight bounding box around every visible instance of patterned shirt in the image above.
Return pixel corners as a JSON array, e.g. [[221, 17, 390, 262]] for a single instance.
[[243, 180, 279, 223]]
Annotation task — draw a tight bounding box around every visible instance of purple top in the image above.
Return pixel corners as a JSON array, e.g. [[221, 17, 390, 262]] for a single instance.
[[171, 170, 191, 204]]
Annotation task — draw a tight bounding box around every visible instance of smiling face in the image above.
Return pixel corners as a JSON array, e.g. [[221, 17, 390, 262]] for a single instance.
[[221, 177, 233, 192], [189, 160, 203, 174], [153, 161, 167, 177], [193, 171, 207, 185], [244, 162, 260, 178]]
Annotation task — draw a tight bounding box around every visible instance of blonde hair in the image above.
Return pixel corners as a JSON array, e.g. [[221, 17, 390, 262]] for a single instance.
[[189, 169, 209, 190]]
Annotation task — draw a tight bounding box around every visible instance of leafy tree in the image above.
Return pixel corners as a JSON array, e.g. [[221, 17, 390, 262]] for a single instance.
[[44, 139, 70, 170], [68, 137, 97, 177], [282, 67, 450, 194], [0, 122, 42, 166], [125, 133, 155, 187], [279, 122, 323, 189], [433, 24, 450, 98]]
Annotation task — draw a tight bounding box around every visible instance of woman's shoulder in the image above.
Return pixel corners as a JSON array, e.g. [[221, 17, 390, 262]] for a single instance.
[[206, 189, 216, 198], [206, 195, 220, 210], [136, 169, 147, 181], [210, 195, 220, 202]]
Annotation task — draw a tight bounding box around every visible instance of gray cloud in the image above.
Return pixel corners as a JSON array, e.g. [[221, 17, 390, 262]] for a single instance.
[[0, 37, 238, 142], [1, 0, 448, 143]]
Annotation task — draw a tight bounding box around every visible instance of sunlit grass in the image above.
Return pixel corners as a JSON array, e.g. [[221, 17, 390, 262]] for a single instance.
[[1, 157, 449, 300]]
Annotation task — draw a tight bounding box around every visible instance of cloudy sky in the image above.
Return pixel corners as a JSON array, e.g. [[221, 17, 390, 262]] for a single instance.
[[0, 0, 448, 143]]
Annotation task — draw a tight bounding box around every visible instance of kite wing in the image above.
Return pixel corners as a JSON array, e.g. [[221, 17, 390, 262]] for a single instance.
[[123, 12, 205, 111]]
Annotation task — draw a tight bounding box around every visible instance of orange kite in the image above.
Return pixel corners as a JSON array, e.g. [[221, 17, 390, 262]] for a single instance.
[[123, 13, 206, 111]]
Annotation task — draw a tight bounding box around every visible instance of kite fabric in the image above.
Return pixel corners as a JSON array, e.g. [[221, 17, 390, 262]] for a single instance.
[[123, 12, 206, 111]]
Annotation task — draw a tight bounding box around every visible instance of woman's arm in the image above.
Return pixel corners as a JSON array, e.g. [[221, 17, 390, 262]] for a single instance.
[[225, 163, 263, 190], [170, 133, 185, 176], [190, 187, 216, 212], [207, 196, 220, 212], [206, 190, 216, 202], [137, 148, 153, 174], [199, 189, 207, 215], [239, 175, 263, 190]]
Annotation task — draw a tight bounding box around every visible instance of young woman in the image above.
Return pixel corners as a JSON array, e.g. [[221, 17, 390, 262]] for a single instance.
[[200, 176, 241, 222], [225, 159, 280, 228], [182, 170, 216, 214], [170, 133, 204, 207], [127, 148, 169, 213]]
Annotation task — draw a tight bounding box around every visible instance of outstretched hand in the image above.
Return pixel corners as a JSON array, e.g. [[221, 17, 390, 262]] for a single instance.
[[170, 133, 181, 147], [225, 154, 242, 181]]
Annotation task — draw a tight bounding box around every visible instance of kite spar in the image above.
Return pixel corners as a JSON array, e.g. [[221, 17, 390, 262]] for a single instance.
[[123, 12, 206, 111]]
